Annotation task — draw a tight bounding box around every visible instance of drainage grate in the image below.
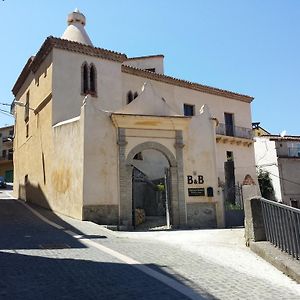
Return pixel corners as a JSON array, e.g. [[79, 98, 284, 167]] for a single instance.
[[39, 243, 70, 249]]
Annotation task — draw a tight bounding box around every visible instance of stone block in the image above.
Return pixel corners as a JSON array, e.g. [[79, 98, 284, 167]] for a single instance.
[[186, 202, 217, 228]]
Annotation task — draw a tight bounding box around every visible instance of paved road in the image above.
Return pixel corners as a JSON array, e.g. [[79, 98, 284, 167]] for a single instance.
[[0, 190, 299, 299]]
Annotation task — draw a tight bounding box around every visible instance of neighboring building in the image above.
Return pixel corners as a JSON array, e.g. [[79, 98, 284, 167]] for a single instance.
[[0, 125, 14, 182], [255, 134, 300, 208], [252, 122, 270, 137], [12, 10, 257, 229]]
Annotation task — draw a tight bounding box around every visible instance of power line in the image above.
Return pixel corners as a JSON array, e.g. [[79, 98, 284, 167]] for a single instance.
[[0, 108, 14, 118]]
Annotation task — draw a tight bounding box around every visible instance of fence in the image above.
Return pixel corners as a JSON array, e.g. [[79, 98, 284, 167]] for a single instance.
[[261, 198, 300, 259]]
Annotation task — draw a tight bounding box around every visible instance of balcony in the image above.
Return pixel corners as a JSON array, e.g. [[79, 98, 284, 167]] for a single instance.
[[0, 151, 13, 162], [278, 147, 300, 158], [216, 123, 253, 146]]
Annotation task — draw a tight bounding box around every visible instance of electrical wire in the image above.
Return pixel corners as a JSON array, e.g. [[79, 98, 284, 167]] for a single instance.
[[0, 108, 14, 118]]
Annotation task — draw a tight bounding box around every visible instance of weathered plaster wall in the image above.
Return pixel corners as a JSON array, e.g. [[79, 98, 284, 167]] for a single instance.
[[13, 53, 53, 203], [51, 118, 84, 218], [121, 72, 252, 128], [81, 98, 119, 224], [52, 48, 123, 125], [278, 158, 300, 205], [216, 143, 257, 185], [121, 72, 255, 192]]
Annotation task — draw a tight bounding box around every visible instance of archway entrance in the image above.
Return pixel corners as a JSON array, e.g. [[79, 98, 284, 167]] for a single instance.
[[131, 149, 171, 230]]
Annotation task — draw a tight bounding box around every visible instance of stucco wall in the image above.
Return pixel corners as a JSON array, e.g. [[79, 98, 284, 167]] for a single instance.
[[52, 48, 123, 125], [123, 56, 164, 74], [278, 158, 300, 204], [81, 98, 119, 205], [216, 143, 257, 185], [51, 118, 84, 218], [254, 138, 282, 201], [121, 72, 252, 128], [13, 54, 54, 205], [183, 107, 219, 203]]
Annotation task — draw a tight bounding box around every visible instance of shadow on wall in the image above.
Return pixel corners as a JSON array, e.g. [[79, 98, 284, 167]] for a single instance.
[[19, 182, 51, 210]]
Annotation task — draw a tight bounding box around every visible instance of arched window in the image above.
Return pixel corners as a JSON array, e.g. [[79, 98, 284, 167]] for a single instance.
[[133, 92, 138, 99], [127, 91, 133, 104], [82, 62, 89, 95], [90, 64, 97, 95]]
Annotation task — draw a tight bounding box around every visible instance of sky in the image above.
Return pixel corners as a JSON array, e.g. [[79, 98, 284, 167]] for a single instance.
[[0, 0, 299, 135]]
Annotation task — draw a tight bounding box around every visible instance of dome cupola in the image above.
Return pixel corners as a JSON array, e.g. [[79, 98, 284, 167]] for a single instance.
[[61, 9, 93, 46]]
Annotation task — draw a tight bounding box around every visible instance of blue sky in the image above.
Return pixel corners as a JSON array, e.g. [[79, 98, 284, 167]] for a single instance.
[[1, 0, 299, 135]]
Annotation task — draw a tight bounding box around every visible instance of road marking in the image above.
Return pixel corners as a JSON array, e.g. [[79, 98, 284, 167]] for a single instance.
[[18, 199, 203, 300]]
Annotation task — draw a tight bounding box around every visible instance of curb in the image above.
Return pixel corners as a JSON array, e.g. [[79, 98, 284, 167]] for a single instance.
[[250, 241, 300, 284]]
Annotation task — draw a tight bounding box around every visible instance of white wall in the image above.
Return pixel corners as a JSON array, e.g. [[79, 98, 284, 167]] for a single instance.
[[52, 48, 123, 125], [254, 137, 282, 201], [124, 56, 164, 74]]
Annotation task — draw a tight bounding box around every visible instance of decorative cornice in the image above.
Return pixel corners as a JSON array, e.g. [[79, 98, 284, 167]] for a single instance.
[[121, 65, 254, 103]]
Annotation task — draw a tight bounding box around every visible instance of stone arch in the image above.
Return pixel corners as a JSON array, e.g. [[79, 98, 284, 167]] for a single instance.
[[126, 141, 177, 167], [119, 137, 185, 229]]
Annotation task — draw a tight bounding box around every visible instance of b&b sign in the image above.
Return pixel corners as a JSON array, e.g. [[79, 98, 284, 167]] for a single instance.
[[187, 175, 204, 185]]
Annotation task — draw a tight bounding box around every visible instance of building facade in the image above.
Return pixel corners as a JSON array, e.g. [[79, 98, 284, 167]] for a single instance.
[[12, 10, 257, 229], [0, 125, 14, 182], [255, 134, 300, 208]]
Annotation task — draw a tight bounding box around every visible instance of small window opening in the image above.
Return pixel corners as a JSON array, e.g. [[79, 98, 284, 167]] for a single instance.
[[183, 104, 195, 116], [226, 151, 233, 161], [90, 64, 97, 95], [82, 63, 89, 94], [133, 92, 138, 99]]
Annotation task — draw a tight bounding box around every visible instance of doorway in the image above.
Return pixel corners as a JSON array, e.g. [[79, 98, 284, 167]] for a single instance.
[[131, 149, 171, 230]]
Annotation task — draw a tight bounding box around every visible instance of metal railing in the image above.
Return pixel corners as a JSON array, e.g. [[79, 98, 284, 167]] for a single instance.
[[261, 198, 300, 259], [288, 147, 300, 158], [216, 123, 253, 139]]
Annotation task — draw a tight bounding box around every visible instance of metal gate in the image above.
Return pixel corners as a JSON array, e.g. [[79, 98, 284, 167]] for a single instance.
[[224, 183, 245, 228]]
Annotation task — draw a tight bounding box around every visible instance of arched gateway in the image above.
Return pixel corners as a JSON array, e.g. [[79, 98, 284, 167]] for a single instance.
[[116, 129, 187, 229]]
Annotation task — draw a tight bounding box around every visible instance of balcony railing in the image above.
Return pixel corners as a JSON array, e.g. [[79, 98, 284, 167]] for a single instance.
[[288, 147, 300, 158], [216, 123, 253, 140], [0, 153, 13, 161]]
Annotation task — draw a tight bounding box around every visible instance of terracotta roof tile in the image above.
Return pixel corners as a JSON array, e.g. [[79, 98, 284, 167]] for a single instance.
[[12, 36, 127, 96]]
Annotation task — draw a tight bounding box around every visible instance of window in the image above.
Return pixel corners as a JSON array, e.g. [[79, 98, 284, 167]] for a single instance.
[[81, 62, 97, 97], [226, 151, 233, 161], [2, 150, 6, 158], [9, 129, 14, 136], [82, 63, 89, 94], [127, 91, 133, 104], [224, 113, 234, 136], [183, 104, 195, 116], [90, 64, 97, 95], [24, 91, 30, 122], [8, 149, 13, 160]]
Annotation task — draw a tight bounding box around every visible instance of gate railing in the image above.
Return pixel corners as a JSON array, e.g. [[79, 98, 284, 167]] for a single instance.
[[261, 198, 300, 259]]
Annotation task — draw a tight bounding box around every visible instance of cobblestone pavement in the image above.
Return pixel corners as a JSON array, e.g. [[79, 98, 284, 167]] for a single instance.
[[1, 191, 300, 299]]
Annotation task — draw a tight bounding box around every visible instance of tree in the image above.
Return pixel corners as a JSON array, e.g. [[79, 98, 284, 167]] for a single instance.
[[257, 169, 275, 200]]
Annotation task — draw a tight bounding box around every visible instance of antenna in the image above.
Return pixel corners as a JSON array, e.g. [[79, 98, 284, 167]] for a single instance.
[[280, 130, 286, 138]]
